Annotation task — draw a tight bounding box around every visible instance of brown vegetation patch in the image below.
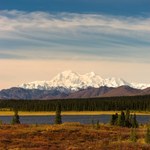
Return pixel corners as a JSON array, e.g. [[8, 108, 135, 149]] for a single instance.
[[0, 123, 150, 150]]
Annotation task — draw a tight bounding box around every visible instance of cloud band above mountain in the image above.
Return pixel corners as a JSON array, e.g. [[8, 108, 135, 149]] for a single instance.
[[0, 10, 150, 62]]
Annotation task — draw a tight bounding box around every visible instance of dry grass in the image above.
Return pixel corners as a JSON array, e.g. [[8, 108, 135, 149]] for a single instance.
[[1, 110, 150, 116], [0, 123, 150, 150]]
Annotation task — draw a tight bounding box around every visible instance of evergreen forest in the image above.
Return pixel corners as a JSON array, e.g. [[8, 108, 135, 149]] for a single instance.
[[0, 95, 150, 111]]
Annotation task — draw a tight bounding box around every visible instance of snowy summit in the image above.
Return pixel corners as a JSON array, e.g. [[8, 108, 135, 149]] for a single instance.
[[19, 70, 150, 91]]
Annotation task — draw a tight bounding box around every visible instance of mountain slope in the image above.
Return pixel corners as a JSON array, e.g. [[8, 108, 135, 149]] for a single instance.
[[0, 88, 67, 100], [1, 85, 150, 100], [141, 87, 150, 95], [101, 86, 142, 97], [67, 86, 114, 98], [19, 71, 104, 91], [19, 70, 149, 91]]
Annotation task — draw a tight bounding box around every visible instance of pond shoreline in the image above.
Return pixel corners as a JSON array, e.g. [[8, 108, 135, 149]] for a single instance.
[[1, 111, 150, 116]]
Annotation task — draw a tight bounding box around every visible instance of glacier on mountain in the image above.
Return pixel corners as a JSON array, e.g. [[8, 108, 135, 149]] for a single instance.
[[19, 70, 150, 91]]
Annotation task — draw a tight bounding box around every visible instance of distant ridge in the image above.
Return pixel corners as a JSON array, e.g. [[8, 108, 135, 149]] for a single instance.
[[101, 86, 142, 97], [0, 87, 67, 100], [0, 85, 150, 100], [67, 86, 114, 98]]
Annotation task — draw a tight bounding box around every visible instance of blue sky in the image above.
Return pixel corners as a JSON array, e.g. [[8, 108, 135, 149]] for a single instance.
[[0, 0, 150, 88], [1, 0, 150, 16]]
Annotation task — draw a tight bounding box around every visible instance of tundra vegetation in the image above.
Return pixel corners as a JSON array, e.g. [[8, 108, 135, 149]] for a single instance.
[[145, 126, 150, 144], [0, 122, 150, 149], [0, 96, 150, 149], [0, 110, 150, 149]]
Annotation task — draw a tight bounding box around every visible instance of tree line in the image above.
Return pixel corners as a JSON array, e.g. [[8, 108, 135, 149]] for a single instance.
[[0, 95, 150, 111], [110, 110, 138, 128]]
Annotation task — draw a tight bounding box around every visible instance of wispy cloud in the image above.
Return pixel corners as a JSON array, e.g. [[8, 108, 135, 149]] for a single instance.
[[0, 10, 150, 61]]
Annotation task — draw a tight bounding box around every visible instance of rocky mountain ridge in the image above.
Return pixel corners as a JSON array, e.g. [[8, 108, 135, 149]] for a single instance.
[[0, 86, 150, 100]]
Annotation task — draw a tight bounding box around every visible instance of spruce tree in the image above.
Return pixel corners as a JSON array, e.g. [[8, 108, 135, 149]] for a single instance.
[[110, 114, 116, 125], [110, 113, 118, 125], [125, 109, 131, 127], [117, 111, 125, 127], [121, 111, 125, 126], [117, 115, 122, 126], [114, 113, 118, 125], [131, 114, 138, 128], [129, 114, 133, 126], [55, 103, 62, 124], [11, 109, 20, 125], [110, 111, 139, 128]]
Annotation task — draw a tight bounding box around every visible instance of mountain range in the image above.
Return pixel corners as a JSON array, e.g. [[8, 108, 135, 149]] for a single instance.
[[19, 70, 150, 90], [0, 70, 150, 100]]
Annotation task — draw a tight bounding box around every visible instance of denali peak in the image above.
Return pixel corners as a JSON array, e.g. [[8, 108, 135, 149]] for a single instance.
[[19, 70, 150, 91]]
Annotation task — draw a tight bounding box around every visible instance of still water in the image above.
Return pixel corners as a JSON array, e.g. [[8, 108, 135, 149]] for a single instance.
[[0, 115, 150, 124]]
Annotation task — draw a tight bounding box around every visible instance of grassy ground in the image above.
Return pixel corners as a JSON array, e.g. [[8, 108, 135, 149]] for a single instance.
[[1, 110, 150, 116], [0, 123, 150, 150]]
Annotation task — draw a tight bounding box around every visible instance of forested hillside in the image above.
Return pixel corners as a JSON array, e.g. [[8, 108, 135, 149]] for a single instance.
[[0, 95, 150, 111]]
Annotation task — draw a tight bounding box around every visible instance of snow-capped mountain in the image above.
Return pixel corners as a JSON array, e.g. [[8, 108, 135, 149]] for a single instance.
[[19, 70, 150, 91], [131, 83, 150, 90]]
